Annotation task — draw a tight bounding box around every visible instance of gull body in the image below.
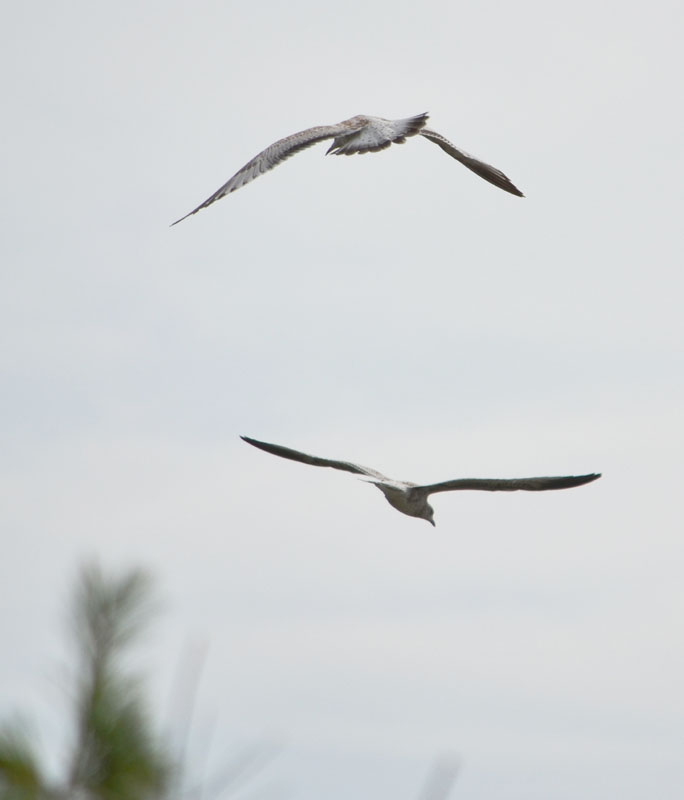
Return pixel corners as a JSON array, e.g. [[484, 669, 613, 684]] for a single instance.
[[172, 112, 523, 224], [241, 436, 600, 526]]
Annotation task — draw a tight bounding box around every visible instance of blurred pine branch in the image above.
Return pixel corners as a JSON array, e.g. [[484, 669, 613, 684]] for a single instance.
[[0, 564, 171, 800]]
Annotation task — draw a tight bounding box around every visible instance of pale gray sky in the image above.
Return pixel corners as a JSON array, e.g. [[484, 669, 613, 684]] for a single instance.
[[2, 0, 683, 797]]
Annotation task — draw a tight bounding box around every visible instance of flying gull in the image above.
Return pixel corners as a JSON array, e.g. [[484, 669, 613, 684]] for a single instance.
[[241, 436, 600, 526], [172, 112, 523, 224]]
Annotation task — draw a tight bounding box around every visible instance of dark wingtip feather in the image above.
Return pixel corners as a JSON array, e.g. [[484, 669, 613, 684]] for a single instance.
[[555, 473, 602, 489], [170, 204, 203, 226], [580, 472, 601, 484]]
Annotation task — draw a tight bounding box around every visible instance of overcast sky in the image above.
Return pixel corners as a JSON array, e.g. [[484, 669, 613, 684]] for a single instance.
[[2, 0, 683, 798]]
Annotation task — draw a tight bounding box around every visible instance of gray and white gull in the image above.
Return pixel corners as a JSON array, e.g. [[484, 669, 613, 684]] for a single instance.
[[241, 436, 600, 526], [172, 112, 523, 224]]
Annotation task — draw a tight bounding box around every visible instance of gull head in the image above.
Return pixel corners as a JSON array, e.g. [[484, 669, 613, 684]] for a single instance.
[[421, 505, 436, 527]]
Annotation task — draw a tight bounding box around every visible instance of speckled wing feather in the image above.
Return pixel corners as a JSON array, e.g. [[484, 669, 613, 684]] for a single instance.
[[412, 473, 601, 498], [326, 113, 428, 155], [420, 127, 524, 197], [171, 117, 370, 225], [241, 436, 389, 481]]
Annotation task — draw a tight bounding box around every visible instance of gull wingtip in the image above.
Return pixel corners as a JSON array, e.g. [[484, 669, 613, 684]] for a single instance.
[[170, 210, 192, 227]]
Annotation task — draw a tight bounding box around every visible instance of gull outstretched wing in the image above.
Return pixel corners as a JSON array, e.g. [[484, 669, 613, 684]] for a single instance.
[[171, 118, 370, 225], [420, 127, 524, 197], [241, 436, 389, 481], [412, 473, 601, 498]]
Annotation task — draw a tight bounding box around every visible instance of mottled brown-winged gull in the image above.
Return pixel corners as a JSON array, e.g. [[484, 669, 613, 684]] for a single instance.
[[172, 113, 523, 224], [241, 436, 600, 526]]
